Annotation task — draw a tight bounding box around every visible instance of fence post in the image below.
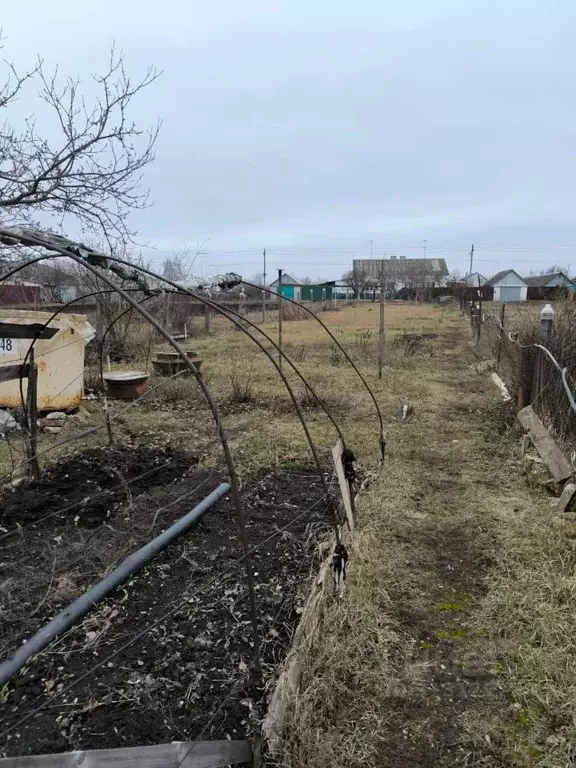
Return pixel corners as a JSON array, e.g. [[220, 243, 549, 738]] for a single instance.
[[378, 259, 385, 379], [204, 302, 212, 333], [26, 346, 41, 479], [476, 278, 483, 345], [496, 303, 506, 367], [278, 269, 283, 372]]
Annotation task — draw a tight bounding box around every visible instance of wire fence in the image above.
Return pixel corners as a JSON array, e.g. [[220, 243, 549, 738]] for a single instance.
[[465, 299, 576, 457]]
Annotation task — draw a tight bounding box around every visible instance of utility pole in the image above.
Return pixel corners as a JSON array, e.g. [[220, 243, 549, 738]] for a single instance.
[[468, 243, 475, 277], [262, 247, 267, 323], [369, 240, 373, 259], [378, 258, 385, 379], [423, 239, 427, 257], [278, 268, 283, 372]]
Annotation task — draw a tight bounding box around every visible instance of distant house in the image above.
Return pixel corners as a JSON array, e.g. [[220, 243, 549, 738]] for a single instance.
[[463, 272, 487, 287], [353, 257, 449, 292], [484, 270, 527, 302], [523, 272, 576, 300], [0, 279, 43, 305], [269, 275, 335, 302], [269, 273, 303, 301]]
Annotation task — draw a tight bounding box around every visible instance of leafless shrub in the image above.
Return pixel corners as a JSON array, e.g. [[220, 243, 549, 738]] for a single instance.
[[155, 377, 201, 405], [230, 371, 254, 403], [393, 332, 436, 357], [354, 329, 375, 360], [329, 344, 344, 366], [282, 303, 309, 322], [300, 387, 321, 409], [292, 344, 307, 362]]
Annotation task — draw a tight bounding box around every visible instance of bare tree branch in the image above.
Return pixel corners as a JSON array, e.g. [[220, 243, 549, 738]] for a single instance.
[[0, 42, 161, 249], [161, 239, 209, 283]]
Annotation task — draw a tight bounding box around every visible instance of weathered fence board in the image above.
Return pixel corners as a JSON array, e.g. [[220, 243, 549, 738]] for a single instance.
[[518, 405, 573, 481], [332, 439, 355, 531], [0, 740, 252, 768], [0, 364, 29, 383], [0, 322, 58, 339]]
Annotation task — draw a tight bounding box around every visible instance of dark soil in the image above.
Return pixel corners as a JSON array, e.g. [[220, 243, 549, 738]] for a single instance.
[[0, 447, 330, 757], [1, 445, 195, 528]]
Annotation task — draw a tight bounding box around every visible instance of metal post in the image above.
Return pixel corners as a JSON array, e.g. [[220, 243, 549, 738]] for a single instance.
[[278, 268, 283, 372], [0, 483, 231, 687], [262, 248, 267, 323], [378, 259, 385, 379], [539, 303, 555, 339]]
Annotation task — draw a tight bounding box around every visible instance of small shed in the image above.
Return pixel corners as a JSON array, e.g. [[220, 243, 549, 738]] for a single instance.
[[0, 309, 95, 410], [269, 273, 302, 301], [523, 272, 576, 300], [485, 270, 527, 302]]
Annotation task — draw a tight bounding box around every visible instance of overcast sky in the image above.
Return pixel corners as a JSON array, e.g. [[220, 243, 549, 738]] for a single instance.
[[3, 1, 576, 280]]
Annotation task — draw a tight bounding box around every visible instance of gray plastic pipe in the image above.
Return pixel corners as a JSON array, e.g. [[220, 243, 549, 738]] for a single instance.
[[0, 482, 231, 687]]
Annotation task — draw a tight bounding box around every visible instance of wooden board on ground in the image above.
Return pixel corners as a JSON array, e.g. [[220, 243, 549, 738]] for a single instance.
[[556, 482, 576, 513], [332, 439, 355, 531], [0, 740, 252, 768], [517, 406, 573, 481]]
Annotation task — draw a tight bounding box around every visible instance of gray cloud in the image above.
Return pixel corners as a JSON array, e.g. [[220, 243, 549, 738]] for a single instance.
[[3, 0, 575, 278]]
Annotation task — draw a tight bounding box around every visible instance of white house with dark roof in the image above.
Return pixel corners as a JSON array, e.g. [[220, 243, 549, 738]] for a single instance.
[[485, 270, 528, 302]]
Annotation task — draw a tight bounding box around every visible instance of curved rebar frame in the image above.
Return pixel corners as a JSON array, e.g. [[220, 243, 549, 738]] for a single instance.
[[1, 256, 346, 539], [152, 287, 344, 539], [243, 280, 386, 460], [0, 251, 261, 661], [201, 295, 346, 444], [57, 258, 345, 540]]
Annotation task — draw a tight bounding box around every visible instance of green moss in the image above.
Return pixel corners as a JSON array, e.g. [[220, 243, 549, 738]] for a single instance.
[[435, 591, 469, 612], [435, 627, 468, 642]]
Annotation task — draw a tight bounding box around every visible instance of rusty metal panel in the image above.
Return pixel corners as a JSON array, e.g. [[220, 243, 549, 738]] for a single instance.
[[0, 309, 94, 411]]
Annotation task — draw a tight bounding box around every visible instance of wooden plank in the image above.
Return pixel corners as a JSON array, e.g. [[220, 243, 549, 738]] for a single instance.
[[0, 322, 58, 339], [517, 406, 573, 481], [332, 439, 355, 531], [556, 482, 576, 513], [0, 363, 29, 383], [0, 740, 252, 768]]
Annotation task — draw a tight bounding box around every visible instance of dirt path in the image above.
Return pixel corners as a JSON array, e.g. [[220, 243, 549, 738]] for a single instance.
[[286, 312, 540, 767]]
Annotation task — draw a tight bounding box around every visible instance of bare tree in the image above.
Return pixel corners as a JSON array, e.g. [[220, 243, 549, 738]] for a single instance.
[[342, 267, 371, 299], [0, 38, 160, 249], [161, 240, 208, 283]]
